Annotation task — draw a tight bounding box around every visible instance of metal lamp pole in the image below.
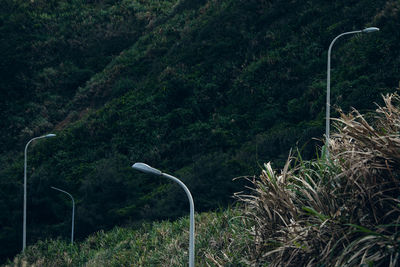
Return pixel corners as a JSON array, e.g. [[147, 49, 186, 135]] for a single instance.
[[51, 186, 75, 244], [23, 133, 56, 252], [131, 163, 195, 267], [325, 27, 379, 158]]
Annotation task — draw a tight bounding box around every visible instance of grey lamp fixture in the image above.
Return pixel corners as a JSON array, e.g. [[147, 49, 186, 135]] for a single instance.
[[23, 133, 56, 252], [362, 27, 380, 33], [51, 186, 75, 244], [325, 27, 379, 157], [132, 163, 195, 267]]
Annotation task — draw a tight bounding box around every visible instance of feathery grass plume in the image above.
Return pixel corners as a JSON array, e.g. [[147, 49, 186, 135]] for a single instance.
[[329, 92, 400, 266], [238, 93, 400, 266], [236, 153, 342, 266]]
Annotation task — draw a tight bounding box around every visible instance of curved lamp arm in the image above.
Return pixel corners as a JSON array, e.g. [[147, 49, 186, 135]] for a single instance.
[[132, 163, 195, 267], [51, 186, 75, 244], [325, 27, 379, 158], [326, 30, 362, 149], [23, 133, 56, 252]]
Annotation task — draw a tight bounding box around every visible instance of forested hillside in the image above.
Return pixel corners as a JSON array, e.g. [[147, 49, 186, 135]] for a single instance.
[[1, 0, 399, 262], [8, 93, 400, 266]]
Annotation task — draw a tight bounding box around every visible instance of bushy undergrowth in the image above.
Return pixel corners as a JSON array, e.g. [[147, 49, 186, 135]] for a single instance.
[[3, 0, 400, 261], [6, 93, 400, 266], [236, 93, 400, 266], [7, 208, 251, 266]]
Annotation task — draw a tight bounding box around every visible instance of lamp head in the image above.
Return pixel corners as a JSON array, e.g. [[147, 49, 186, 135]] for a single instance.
[[45, 133, 56, 138], [132, 163, 162, 176], [362, 27, 379, 33]]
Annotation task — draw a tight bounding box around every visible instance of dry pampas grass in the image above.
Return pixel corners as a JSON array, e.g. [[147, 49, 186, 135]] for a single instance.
[[236, 93, 400, 266]]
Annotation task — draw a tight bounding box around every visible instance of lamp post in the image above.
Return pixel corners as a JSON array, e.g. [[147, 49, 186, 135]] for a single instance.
[[23, 133, 56, 252], [325, 27, 379, 157], [131, 163, 195, 267], [51, 186, 75, 244]]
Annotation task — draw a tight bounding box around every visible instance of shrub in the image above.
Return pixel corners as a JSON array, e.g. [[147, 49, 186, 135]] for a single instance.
[[236, 93, 400, 266]]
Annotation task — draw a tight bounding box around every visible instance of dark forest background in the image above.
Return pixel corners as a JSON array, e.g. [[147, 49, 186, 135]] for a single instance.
[[1, 0, 399, 262]]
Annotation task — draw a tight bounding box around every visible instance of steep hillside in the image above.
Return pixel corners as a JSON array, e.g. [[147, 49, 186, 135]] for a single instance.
[[1, 0, 399, 262], [7, 93, 400, 266]]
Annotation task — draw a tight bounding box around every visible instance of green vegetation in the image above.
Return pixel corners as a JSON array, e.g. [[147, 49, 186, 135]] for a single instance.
[[237, 93, 400, 266], [1, 0, 400, 263], [6, 93, 400, 266], [7, 208, 251, 266]]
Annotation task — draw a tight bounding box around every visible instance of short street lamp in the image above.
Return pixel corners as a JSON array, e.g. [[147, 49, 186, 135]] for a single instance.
[[131, 163, 195, 267], [325, 27, 379, 157], [23, 133, 56, 252], [51, 186, 75, 244]]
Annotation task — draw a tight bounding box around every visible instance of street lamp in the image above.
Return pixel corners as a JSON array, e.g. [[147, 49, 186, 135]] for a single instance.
[[325, 27, 379, 157], [23, 133, 56, 252], [51, 186, 75, 244], [131, 163, 195, 267]]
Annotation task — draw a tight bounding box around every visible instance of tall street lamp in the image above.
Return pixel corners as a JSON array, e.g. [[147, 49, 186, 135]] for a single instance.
[[325, 27, 379, 157], [23, 133, 56, 252], [131, 163, 195, 267], [51, 186, 75, 244]]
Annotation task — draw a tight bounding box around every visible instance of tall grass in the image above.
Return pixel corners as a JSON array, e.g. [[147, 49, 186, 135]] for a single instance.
[[7, 93, 400, 266], [236, 93, 400, 266], [6, 208, 251, 266]]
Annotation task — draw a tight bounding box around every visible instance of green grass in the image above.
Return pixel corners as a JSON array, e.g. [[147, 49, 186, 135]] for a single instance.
[[6, 94, 400, 266], [2, 0, 400, 261], [7, 208, 251, 266]]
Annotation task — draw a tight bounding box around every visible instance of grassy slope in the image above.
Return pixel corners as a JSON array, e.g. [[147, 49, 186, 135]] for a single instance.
[[0, 0, 179, 151], [6, 208, 251, 266], [1, 0, 400, 262], [7, 93, 400, 266]]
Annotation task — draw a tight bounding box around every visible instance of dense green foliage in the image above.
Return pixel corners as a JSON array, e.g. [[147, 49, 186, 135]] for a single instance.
[[7, 94, 400, 266], [1, 0, 399, 262]]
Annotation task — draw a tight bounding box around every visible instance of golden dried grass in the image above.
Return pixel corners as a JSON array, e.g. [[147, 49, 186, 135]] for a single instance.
[[237, 93, 400, 266]]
